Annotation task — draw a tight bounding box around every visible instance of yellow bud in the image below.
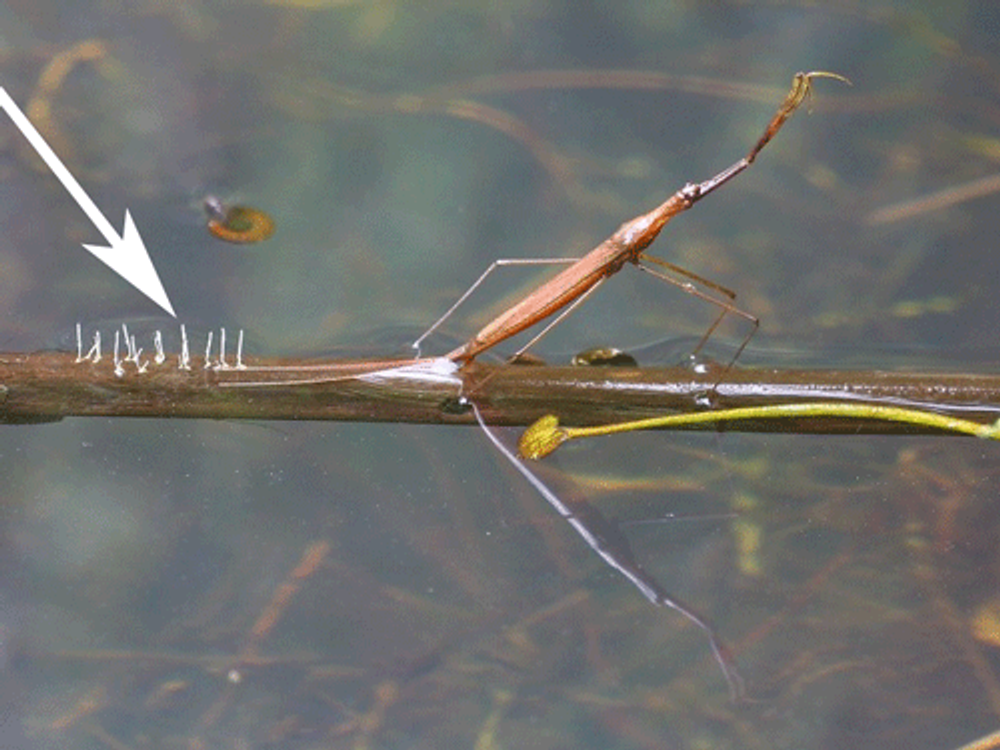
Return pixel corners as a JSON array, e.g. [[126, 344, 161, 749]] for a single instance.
[[518, 415, 567, 460]]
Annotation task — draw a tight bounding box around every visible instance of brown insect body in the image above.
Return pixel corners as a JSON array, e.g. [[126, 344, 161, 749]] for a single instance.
[[444, 71, 846, 367], [445, 185, 698, 364]]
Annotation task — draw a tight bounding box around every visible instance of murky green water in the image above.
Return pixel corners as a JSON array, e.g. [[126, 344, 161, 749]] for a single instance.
[[2, 1, 1000, 748]]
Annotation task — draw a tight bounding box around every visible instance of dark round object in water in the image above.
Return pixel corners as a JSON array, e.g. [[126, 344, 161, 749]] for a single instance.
[[571, 347, 638, 367], [439, 396, 473, 415]]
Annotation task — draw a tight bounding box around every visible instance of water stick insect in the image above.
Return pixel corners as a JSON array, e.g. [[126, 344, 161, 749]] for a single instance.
[[416, 71, 849, 372], [217, 71, 847, 390]]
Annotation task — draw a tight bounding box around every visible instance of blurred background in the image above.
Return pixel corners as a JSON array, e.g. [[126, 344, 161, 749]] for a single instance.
[[2, 1, 1000, 748]]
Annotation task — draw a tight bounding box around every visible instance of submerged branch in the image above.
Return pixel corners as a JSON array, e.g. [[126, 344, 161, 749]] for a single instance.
[[2, 350, 1000, 437]]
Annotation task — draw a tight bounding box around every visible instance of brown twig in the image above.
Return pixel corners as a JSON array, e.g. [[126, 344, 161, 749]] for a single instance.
[[3, 350, 1000, 435]]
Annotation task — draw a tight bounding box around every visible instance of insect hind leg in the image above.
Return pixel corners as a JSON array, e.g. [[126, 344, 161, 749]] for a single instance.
[[636, 253, 759, 378]]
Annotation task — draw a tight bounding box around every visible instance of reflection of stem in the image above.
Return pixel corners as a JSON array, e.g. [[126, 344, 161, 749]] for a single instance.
[[49, 684, 106, 731], [381, 69, 886, 114], [953, 728, 1000, 750], [735, 545, 857, 657], [268, 66, 900, 209], [353, 680, 399, 750], [269, 75, 590, 200], [425, 70, 782, 103], [909, 537, 1000, 718], [441, 97, 575, 188], [240, 541, 330, 660], [473, 688, 514, 750], [190, 540, 331, 742], [867, 172, 1000, 225], [24, 40, 109, 168]]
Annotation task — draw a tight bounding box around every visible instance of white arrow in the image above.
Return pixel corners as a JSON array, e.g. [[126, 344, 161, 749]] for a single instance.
[[0, 86, 176, 317]]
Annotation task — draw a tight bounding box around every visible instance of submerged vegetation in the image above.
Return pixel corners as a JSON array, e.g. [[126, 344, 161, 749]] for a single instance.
[[3, 2, 1000, 749]]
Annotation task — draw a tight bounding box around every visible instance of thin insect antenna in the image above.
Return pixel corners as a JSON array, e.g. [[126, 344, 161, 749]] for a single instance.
[[153, 330, 166, 365], [179, 324, 191, 370], [468, 399, 745, 701], [75, 322, 83, 362], [235, 329, 246, 370], [204, 330, 213, 369]]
